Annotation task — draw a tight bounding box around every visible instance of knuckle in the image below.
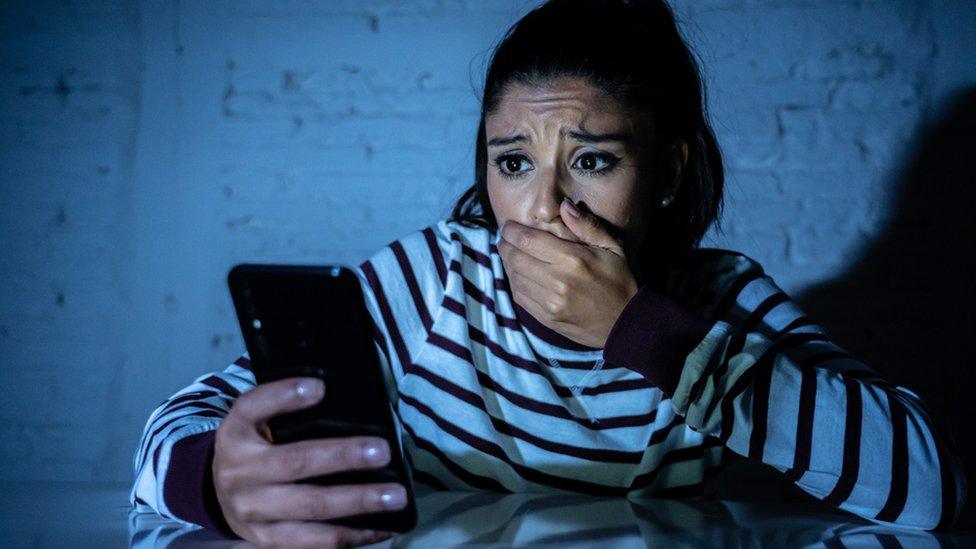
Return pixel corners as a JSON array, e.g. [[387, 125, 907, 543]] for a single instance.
[[305, 490, 338, 519], [338, 440, 365, 469], [281, 447, 311, 478], [321, 530, 343, 547], [552, 278, 569, 296], [567, 253, 585, 270], [359, 487, 385, 513], [235, 499, 259, 523], [212, 465, 232, 489]]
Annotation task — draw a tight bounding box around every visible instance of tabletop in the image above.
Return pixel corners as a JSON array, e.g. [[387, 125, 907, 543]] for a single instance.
[[1, 481, 973, 547]]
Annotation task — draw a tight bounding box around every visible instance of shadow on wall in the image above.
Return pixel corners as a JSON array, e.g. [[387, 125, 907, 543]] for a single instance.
[[707, 87, 976, 515], [795, 86, 976, 510]]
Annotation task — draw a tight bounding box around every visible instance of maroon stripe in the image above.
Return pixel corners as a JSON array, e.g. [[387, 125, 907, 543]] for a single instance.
[[694, 289, 789, 417], [400, 420, 509, 491], [875, 393, 908, 523], [422, 226, 447, 287], [233, 355, 251, 369], [367, 312, 392, 366], [784, 365, 817, 482], [435, 315, 652, 394], [371, 250, 658, 441], [652, 459, 728, 499], [627, 436, 724, 490], [823, 377, 863, 506], [449, 251, 616, 359], [774, 315, 818, 337], [398, 360, 646, 463], [199, 376, 240, 399], [400, 340, 660, 452], [148, 409, 223, 472], [452, 233, 493, 268], [367, 254, 661, 453], [361, 260, 413, 369], [747, 358, 775, 460], [445, 267, 610, 369], [412, 468, 449, 490], [427, 326, 652, 396], [159, 390, 218, 412], [875, 534, 903, 549], [391, 239, 434, 331], [149, 401, 227, 444], [468, 323, 551, 372], [511, 300, 601, 352], [425, 332, 657, 430], [710, 268, 765, 321], [399, 392, 629, 496], [921, 404, 960, 530], [647, 415, 684, 446], [426, 331, 475, 362], [747, 292, 790, 338], [698, 332, 748, 421], [443, 295, 520, 331], [718, 332, 830, 444]]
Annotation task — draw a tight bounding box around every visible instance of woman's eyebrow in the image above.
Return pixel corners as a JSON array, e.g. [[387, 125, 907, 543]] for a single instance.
[[487, 129, 632, 147]]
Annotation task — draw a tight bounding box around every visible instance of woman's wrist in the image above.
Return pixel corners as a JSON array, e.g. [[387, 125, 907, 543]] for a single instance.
[[602, 285, 712, 397]]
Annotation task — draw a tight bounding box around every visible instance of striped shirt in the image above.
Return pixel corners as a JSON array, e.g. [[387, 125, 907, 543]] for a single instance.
[[130, 219, 966, 533]]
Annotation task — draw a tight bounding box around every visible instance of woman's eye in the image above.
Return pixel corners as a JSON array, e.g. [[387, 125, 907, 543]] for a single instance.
[[573, 152, 619, 175], [492, 154, 533, 179]]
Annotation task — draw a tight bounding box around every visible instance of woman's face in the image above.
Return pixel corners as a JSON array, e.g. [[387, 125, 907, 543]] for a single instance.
[[485, 76, 655, 258]]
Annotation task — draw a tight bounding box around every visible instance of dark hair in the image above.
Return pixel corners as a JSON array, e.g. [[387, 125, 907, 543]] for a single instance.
[[449, 0, 725, 279]]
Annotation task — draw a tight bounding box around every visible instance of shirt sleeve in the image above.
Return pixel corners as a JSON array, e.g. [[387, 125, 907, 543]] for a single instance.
[[127, 230, 428, 534], [129, 354, 255, 537], [602, 255, 967, 531]]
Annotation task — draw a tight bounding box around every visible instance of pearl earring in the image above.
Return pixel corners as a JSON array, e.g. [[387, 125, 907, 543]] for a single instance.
[[659, 195, 673, 207]]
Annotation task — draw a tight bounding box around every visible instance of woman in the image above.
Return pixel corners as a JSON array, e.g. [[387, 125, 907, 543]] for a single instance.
[[130, 0, 967, 546]]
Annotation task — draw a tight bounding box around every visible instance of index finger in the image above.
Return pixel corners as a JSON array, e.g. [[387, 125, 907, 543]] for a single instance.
[[501, 220, 581, 263], [225, 377, 325, 441]]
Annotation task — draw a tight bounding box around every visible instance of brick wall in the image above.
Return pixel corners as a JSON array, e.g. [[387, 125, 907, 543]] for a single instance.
[[1, 0, 973, 488]]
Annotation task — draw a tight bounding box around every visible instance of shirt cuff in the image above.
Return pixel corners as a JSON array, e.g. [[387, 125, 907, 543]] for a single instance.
[[603, 285, 713, 397], [163, 429, 240, 539]]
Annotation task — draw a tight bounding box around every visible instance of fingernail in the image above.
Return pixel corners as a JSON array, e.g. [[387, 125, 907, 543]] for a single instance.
[[563, 197, 580, 218], [295, 378, 324, 399], [378, 485, 407, 509], [363, 439, 390, 464]]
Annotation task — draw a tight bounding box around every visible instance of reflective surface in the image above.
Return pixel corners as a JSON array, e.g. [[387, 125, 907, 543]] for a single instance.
[[1, 482, 973, 547]]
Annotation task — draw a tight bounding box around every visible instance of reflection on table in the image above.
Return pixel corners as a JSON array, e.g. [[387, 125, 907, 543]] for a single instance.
[[129, 488, 971, 548]]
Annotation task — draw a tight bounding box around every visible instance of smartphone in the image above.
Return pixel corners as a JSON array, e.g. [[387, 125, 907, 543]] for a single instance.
[[227, 263, 418, 532]]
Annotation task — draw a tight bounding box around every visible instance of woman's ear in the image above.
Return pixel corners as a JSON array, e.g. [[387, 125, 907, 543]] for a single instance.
[[666, 138, 689, 195]]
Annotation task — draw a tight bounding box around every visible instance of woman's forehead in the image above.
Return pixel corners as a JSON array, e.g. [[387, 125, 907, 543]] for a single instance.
[[486, 79, 632, 136]]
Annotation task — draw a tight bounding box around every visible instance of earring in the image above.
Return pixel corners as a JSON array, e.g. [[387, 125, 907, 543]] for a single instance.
[[659, 195, 673, 207]]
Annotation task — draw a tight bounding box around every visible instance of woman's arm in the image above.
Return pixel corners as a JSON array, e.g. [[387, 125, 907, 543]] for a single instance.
[[603, 255, 967, 531], [128, 225, 437, 533], [129, 354, 255, 535]]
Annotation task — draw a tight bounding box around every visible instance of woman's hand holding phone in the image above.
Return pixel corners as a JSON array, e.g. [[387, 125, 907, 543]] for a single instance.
[[213, 376, 406, 548]]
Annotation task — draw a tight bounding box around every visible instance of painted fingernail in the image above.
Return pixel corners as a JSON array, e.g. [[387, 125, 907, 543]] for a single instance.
[[363, 439, 390, 464], [563, 197, 580, 218], [295, 378, 324, 399], [379, 485, 408, 509]]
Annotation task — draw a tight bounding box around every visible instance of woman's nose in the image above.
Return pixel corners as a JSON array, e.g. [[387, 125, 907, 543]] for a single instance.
[[529, 168, 569, 224]]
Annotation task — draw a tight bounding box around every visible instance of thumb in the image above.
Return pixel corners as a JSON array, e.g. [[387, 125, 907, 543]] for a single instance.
[[561, 198, 625, 256]]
